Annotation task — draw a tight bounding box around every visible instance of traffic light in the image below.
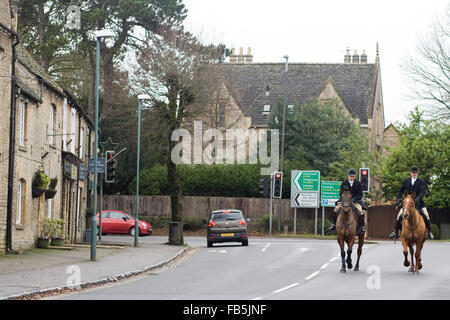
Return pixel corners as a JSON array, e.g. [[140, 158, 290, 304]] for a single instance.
[[359, 168, 370, 192], [273, 172, 283, 198], [259, 177, 269, 198], [105, 151, 116, 183]]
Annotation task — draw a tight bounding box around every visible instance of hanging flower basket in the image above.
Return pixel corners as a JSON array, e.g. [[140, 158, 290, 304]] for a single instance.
[[32, 186, 45, 198], [45, 189, 57, 199]]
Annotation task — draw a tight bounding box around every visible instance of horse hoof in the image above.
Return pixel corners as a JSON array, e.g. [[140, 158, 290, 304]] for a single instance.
[[340, 268, 346, 273], [418, 264, 423, 270], [408, 267, 414, 272], [347, 264, 353, 270], [404, 261, 410, 267], [354, 266, 359, 272], [414, 270, 420, 275]]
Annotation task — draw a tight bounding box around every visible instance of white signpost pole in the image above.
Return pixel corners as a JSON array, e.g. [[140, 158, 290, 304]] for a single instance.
[[294, 207, 297, 235]]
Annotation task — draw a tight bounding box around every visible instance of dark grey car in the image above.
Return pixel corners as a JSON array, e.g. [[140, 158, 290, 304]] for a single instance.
[[206, 209, 250, 247]]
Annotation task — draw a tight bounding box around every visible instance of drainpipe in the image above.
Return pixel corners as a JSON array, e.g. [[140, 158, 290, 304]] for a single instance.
[[3, 22, 20, 253]]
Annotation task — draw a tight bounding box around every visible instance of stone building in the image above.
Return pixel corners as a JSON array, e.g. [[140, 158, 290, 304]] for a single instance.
[[196, 46, 400, 204], [0, 0, 94, 252]]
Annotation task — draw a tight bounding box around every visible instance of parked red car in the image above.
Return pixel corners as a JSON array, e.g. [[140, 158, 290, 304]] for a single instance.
[[96, 210, 152, 236]]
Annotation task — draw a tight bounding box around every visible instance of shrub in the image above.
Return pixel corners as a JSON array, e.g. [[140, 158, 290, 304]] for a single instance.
[[139, 216, 170, 229], [182, 217, 205, 231], [431, 224, 440, 240]]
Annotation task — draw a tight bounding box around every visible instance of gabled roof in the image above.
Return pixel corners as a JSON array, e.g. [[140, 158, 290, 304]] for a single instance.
[[222, 63, 378, 127]]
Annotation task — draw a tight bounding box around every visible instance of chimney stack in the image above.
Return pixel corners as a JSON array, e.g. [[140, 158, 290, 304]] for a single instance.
[[360, 49, 367, 63], [352, 49, 360, 64], [344, 47, 351, 63], [10, 0, 19, 32], [245, 47, 253, 63], [237, 47, 244, 64], [229, 48, 237, 63]]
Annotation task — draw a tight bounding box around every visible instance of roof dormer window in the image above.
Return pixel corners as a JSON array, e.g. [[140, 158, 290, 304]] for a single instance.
[[262, 105, 271, 115]]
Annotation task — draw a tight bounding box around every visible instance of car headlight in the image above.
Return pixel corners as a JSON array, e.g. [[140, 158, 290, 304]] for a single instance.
[[142, 223, 147, 228]]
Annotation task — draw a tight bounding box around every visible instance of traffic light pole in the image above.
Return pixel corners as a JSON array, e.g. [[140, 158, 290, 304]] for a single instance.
[[269, 173, 273, 237], [99, 172, 103, 242]]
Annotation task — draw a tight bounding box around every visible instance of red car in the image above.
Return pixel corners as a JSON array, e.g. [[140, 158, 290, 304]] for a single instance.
[[96, 210, 152, 236]]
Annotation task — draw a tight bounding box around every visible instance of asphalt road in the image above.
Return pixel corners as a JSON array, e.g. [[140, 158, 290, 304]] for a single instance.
[[57, 236, 450, 300]]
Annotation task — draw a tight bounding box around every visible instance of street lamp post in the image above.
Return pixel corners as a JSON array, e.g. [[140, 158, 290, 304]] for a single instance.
[[135, 94, 151, 247], [278, 55, 288, 232], [91, 29, 114, 261]]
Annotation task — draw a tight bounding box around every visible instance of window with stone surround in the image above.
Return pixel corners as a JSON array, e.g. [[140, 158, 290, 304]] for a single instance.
[[19, 100, 27, 147], [16, 179, 26, 226], [49, 104, 56, 145]]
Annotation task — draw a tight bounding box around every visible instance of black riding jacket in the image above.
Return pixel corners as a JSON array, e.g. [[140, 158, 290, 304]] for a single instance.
[[397, 178, 427, 209]]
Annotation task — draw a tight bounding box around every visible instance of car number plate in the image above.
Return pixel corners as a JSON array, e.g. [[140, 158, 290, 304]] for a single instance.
[[221, 233, 234, 237]]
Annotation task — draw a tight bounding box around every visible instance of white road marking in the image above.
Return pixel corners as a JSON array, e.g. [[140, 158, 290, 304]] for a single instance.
[[320, 263, 330, 270], [262, 243, 270, 252], [305, 271, 320, 280], [252, 297, 263, 300], [272, 283, 300, 294], [219, 250, 226, 253], [329, 257, 339, 262]]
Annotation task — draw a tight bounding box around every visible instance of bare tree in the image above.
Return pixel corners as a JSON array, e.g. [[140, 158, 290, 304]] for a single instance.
[[402, 6, 450, 121], [133, 25, 227, 244]]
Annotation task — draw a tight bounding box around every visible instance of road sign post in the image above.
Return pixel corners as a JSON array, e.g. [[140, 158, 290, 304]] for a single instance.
[[291, 170, 320, 234]]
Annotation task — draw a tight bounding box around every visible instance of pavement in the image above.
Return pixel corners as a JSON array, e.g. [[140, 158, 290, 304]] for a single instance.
[[0, 237, 190, 300]]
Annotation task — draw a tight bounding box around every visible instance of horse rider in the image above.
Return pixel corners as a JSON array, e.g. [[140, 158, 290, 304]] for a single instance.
[[389, 166, 434, 239], [329, 168, 366, 235]]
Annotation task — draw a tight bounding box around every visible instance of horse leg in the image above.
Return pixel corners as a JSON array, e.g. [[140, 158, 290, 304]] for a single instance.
[[415, 241, 424, 274], [402, 239, 410, 267], [408, 244, 415, 273], [338, 238, 346, 273], [346, 239, 354, 270], [354, 234, 364, 272]]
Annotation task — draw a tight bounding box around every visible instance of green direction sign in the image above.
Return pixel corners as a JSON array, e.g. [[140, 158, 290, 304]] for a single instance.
[[291, 170, 320, 208], [292, 171, 320, 192], [321, 181, 342, 207]]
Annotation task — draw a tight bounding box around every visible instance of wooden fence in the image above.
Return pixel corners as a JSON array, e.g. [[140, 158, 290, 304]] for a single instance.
[[99, 195, 449, 239]]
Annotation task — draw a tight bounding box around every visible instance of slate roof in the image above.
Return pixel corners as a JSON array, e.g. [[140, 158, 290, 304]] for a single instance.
[[16, 44, 66, 97], [222, 63, 378, 127]]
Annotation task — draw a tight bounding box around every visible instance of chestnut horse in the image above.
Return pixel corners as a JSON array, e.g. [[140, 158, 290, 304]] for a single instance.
[[400, 192, 427, 275], [336, 189, 365, 273]]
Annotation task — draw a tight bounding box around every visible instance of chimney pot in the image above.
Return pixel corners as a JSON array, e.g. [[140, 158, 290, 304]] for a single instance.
[[352, 49, 360, 64], [238, 47, 244, 64], [361, 49, 367, 63], [344, 47, 351, 63]]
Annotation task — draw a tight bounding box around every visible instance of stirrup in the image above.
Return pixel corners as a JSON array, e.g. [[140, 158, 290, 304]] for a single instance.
[[329, 224, 336, 231], [428, 232, 434, 240], [359, 226, 366, 235], [389, 231, 398, 239]]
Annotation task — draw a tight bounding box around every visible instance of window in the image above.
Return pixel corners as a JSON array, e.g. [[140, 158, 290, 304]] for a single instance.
[[16, 179, 25, 225], [79, 127, 84, 159], [47, 199, 52, 218], [217, 104, 225, 127], [62, 98, 67, 151], [288, 104, 294, 112], [70, 108, 76, 154], [49, 105, 55, 145], [262, 105, 271, 115], [109, 211, 126, 219], [19, 101, 27, 146]]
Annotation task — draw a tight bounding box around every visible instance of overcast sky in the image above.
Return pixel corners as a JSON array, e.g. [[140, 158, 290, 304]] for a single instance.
[[182, 0, 449, 125]]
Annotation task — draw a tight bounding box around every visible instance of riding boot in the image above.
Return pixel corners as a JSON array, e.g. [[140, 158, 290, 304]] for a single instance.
[[424, 218, 434, 240], [389, 218, 402, 239], [358, 213, 366, 235], [329, 209, 340, 231]]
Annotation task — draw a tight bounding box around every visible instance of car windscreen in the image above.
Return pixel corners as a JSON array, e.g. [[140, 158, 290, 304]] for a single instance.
[[211, 212, 243, 221]]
